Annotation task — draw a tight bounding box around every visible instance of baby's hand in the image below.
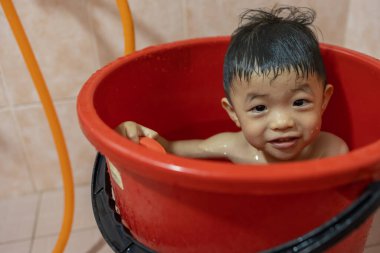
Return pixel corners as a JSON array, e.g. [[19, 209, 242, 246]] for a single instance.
[[116, 121, 158, 143]]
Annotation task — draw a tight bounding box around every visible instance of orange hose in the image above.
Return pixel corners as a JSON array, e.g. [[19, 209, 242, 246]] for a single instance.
[[0, 1, 74, 253], [116, 0, 135, 55]]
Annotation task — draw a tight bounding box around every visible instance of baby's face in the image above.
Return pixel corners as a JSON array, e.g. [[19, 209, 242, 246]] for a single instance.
[[223, 71, 333, 161]]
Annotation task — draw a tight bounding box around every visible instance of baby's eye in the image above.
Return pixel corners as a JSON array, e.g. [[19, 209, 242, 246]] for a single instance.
[[293, 99, 310, 107], [251, 105, 267, 113]]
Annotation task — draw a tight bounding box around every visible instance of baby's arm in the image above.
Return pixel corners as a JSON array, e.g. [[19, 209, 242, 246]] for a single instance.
[[165, 132, 237, 159], [116, 121, 235, 159]]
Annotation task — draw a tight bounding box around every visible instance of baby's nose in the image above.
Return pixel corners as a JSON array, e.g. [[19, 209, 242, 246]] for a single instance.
[[269, 113, 295, 130]]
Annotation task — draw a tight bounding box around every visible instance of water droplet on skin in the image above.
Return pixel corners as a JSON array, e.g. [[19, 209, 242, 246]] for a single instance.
[[222, 144, 229, 156]]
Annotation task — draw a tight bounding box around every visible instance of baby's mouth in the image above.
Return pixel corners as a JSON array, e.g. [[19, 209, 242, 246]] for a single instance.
[[269, 137, 299, 149]]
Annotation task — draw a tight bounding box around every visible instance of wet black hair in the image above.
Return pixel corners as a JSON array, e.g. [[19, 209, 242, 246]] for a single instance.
[[223, 6, 327, 101]]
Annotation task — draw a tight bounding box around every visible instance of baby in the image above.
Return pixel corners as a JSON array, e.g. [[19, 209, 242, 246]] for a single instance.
[[116, 6, 348, 164]]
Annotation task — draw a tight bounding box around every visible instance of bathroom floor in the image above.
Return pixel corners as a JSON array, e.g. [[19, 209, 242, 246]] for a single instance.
[[0, 185, 112, 253], [0, 184, 380, 253]]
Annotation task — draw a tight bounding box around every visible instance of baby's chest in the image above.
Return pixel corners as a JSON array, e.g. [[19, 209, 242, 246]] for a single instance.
[[227, 148, 265, 164]]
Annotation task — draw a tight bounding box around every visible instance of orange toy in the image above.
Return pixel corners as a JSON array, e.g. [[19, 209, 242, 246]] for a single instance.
[[140, 137, 166, 153]]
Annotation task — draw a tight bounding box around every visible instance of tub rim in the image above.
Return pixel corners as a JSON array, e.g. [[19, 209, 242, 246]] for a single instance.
[[77, 36, 380, 194]]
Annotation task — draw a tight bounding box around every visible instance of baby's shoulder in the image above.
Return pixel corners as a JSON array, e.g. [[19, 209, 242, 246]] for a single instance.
[[207, 131, 249, 152], [315, 131, 349, 157], [205, 131, 244, 147], [206, 131, 259, 163]]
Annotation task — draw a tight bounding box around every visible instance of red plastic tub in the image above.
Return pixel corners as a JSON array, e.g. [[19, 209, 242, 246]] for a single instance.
[[77, 37, 380, 253]]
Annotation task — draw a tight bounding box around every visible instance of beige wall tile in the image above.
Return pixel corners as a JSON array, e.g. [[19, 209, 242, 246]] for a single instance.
[[15, 101, 96, 191], [36, 185, 96, 237], [344, 0, 380, 58], [0, 194, 39, 243], [128, 0, 185, 49], [185, 0, 257, 38], [0, 240, 31, 253], [0, 0, 99, 105], [185, 0, 348, 46], [32, 228, 112, 253], [90, 0, 185, 66], [55, 102, 97, 187], [88, 0, 124, 66], [184, 0, 242, 37], [0, 110, 34, 198], [0, 16, 34, 104], [276, 0, 349, 46]]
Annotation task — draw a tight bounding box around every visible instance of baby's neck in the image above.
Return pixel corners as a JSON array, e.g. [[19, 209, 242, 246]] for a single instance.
[[261, 140, 322, 164], [228, 133, 319, 164]]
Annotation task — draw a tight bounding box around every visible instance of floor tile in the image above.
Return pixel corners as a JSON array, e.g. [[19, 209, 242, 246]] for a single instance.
[[366, 209, 380, 246], [364, 244, 380, 253], [0, 240, 31, 253], [31, 228, 113, 253], [35, 184, 97, 237], [0, 194, 39, 243]]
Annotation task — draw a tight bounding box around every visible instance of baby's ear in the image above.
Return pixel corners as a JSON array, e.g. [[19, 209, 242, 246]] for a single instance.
[[322, 84, 334, 113], [221, 98, 241, 128]]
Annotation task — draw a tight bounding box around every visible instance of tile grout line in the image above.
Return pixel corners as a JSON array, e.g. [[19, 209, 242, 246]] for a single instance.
[[27, 225, 99, 242], [0, 238, 36, 252], [0, 238, 32, 246], [182, 0, 188, 39], [29, 192, 42, 253], [12, 96, 77, 110], [0, 105, 10, 113], [0, 67, 8, 109], [342, 0, 353, 48], [85, 0, 102, 70], [27, 239, 33, 253]]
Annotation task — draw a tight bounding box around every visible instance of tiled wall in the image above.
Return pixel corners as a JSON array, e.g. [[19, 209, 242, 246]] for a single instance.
[[0, 0, 379, 198]]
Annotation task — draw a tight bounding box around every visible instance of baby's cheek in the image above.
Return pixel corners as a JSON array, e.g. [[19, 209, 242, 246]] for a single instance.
[[245, 126, 266, 146], [303, 114, 322, 139]]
